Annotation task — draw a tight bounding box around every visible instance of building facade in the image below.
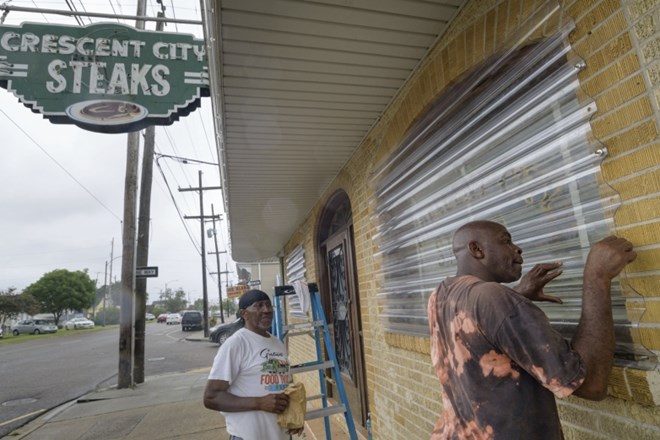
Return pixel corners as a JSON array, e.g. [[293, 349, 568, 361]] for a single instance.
[[277, 1, 660, 438]]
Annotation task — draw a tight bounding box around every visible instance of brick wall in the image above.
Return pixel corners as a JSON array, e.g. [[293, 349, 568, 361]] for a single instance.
[[284, 0, 660, 438]]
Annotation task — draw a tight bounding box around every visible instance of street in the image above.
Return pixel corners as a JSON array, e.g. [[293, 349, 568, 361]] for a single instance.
[[0, 322, 219, 437]]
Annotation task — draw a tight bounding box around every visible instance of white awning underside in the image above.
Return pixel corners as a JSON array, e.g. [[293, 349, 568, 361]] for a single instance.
[[202, 0, 468, 261]]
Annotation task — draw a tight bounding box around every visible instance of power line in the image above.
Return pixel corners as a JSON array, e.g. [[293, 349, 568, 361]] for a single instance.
[[0, 108, 122, 222], [31, 0, 50, 22], [154, 147, 197, 234], [183, 117, 202, 160], [168, 0, 178, 32], [154, 153, 201, 254], [160, 126, 193, 185], [154, 135, 195, 214], [74, 0, 92, 24], [63, 0, 83, 25], [154, 152, 219, 166], [197, 110, 217, 165], [114, 0, 125, 15], [106, 0, 121, 23]]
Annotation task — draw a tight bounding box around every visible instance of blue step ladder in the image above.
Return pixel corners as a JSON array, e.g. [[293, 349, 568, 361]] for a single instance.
[[273, 283, 358, 440]]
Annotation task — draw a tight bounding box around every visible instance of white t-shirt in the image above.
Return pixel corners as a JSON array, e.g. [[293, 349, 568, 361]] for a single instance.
[[208, 328, 290, 440]]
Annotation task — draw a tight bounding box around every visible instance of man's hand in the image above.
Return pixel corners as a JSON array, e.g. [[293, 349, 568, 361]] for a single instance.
[[585, 235, 637, 280], [514, 262, 564, 303], [256, 392, 290, 414]]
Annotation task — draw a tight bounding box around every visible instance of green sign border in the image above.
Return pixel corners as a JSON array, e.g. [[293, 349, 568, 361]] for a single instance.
[[0, 21, 209, 133]]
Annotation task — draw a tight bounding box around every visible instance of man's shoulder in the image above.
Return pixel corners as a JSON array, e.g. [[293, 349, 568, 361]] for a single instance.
[[218, 327, 249, 350], [445, 277, 527, 314], [470, 279, 517, 295], [474, 280, 526, 305], [443, 275, 518, 297]]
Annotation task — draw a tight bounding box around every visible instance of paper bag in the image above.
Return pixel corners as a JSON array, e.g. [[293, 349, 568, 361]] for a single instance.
[[277, 382, 306, 429]]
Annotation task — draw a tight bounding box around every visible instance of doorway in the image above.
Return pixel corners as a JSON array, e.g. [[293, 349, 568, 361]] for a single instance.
[[318, 190, 368, 428]]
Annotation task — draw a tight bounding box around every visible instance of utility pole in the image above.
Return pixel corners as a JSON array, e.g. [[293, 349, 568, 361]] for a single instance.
[[104, 237, 114, 327], [133, 121, 153, 384], [180, 171, 221, 337], [118, 0, 146, 389], [103, 261, 108, 325], [133, 8, 164, 385], [103, 237, 116, 327], [209, 204, 227, 323], [119, 133, 139, 389]]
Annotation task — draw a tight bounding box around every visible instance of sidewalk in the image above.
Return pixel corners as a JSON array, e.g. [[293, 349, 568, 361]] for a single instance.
[[7, 331, 359, 440], [8, 368, 226, 440]]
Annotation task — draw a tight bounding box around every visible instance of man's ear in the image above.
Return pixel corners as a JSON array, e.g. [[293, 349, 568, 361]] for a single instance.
[[468, 241, 484, 259]]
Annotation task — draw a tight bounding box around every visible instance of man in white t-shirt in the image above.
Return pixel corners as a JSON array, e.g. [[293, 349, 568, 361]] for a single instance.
[[204, 289, 303, 440]]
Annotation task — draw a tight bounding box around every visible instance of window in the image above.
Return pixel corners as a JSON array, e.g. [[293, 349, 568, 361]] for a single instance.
[[371, 13, 651, 366]]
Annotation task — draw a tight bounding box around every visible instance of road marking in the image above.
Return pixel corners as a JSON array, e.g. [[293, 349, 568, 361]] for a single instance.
[[0, 409, 46, 427]]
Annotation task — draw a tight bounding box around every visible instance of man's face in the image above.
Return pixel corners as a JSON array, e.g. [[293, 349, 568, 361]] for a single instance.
[[481, 225, 524, 283], [240, 299, 274, 334]]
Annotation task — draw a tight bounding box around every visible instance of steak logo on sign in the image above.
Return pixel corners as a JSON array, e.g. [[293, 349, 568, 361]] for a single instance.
[[0, 22, 209, 133]]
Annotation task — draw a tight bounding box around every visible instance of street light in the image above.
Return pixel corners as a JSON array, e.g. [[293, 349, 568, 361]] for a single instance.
[[154, 152, 219, 166], [103, 254, 122, 326]]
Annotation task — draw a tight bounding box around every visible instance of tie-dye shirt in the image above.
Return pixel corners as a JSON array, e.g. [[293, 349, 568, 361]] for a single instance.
[[428, 275, 586, 440]]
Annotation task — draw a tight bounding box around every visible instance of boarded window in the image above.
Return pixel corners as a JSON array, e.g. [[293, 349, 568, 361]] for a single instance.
[[371, 6, 651, 366], [285, 244, 308, 319]]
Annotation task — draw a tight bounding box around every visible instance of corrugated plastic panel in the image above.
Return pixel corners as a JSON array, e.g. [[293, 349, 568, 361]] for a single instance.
[[371, 3, 651, 366]]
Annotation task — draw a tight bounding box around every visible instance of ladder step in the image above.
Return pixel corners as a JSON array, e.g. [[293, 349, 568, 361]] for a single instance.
[[285, 329, 315, 338], [291, 360, 335, 374], [305, 404, 347, 420], [282, 321, 323, 332]]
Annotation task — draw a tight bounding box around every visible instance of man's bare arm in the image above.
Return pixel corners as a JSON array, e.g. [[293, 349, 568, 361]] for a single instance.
[[571, 236, 636, 400], [203, 379, 290, 413]]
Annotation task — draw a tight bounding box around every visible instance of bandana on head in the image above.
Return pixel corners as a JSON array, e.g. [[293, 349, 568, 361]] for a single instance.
[[238, 289, 271, 310]]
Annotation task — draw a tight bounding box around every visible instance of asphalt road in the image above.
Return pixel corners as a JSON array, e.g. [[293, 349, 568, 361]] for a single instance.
[[0, 322, 220, 437]]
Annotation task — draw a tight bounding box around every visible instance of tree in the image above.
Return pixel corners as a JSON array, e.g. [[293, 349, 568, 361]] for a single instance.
[[95, 280, 122, 307], [98, 305, 120, 325], [192, 297, 204, 310], [24, 269, 96, 325], [222, 298, 238, 317], [0, 288, 40, 326], [159, 287, 187, 312]]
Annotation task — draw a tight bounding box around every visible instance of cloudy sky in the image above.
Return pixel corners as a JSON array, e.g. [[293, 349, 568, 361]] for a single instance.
[[0, 1, 236, 305]]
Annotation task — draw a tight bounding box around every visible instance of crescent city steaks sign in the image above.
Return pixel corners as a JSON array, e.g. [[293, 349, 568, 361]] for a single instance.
[[0, 22, 208, 133]]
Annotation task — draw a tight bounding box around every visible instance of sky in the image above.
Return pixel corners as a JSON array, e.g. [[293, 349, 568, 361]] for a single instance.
[[0, 1, 237, 306]]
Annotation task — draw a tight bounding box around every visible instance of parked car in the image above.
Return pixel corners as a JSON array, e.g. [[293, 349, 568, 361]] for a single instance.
[[145, 313, 156, 321], [0, 326, 4, 338], [157, 313, 169, 323], [64, 317, 95, 330], [181, 310, 203, 331], [166, 313, 182, 325], [208, 317, 244, 345], [12, 319, 58, 335]]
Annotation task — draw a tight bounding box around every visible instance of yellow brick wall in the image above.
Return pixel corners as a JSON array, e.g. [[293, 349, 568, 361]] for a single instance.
[[283, 0, 660, 438]]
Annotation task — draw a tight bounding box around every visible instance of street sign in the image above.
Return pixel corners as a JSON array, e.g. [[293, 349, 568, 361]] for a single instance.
[[136, 266, 159, 278], [247, 280, 261, 286]]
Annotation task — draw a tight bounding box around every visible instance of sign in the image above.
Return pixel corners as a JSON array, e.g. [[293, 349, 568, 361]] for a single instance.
[[247, 280, 261, 286], [227, 284, 248, 299], [0, 22, 208, 133], [136, 266, 158, 278]]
